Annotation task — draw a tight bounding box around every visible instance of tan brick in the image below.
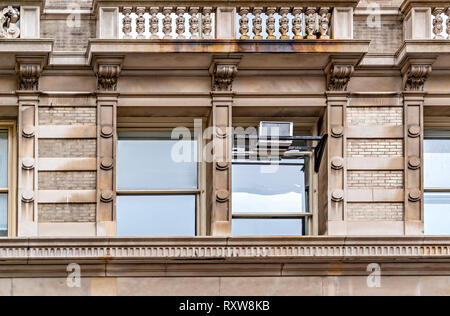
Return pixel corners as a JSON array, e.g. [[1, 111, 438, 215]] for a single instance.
[[347, 139, 403, 157], [347, 203, 404, 221], [347, 107, 403, 126], [347, 171, 403, 189], [39, 107, 96, 125], [38, 204, 96, 222], [39, 139, 97, 158], [38, 172, 96, 190]]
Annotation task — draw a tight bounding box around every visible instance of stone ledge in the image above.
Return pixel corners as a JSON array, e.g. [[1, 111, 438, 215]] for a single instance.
[[0, 237, 449, 263]]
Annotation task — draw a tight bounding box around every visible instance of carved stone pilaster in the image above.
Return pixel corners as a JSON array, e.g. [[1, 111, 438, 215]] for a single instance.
[[403, 64, 432, 92], [209, 57, 241, 92], [15, 57, 45, 236], [94, 57, 123, 236], [326, 64, 354, 92]]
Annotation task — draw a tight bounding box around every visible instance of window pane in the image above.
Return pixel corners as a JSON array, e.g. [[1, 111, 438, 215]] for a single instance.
[[232, 161, 307, 214], [117, 195, 196, 236], [117, 132, 197, 190], [232, 218, 304, 236], [0, 193, 7, 236], [425, 139, 450, 188], [0, 132, 8, 188], [425, 193, 450, 235]]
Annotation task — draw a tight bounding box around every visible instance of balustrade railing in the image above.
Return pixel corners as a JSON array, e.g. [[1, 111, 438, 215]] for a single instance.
[[117, 6, 333, 40], [119, 6, 215, 39], [95, 1, 356, 40], [236, 7, 332, 40]]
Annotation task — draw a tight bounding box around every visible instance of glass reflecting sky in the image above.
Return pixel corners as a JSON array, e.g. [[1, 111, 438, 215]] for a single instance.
[[117, 195, 196, 237], [0, 132, 7, 189], [0, 193, 7, 236], [425, 193, 450, 235], [117, 134, 197, 190], [425, 139, 450, 188], [232, 218, 303, 236], [232, 162, 306, 214]]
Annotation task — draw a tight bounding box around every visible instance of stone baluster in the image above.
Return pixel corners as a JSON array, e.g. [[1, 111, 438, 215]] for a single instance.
[[319, 7, 330, 39], [122, 7, 133, 39], [432, 8, 445, 39], [0, 6, 20, 38], [189, 7, 200, 39], [305, 7, 317, 39], [202, 7, 213, 39], [252, 7, 263, 40], [292, 7, 303, 39], [239, 8, 250, 39], [149, 7, 160, 39], [446, 8, 450, 39], [266, 7, 277, 39], [176, 7, 186, 39], [136, 7, 146, 39], [279, 8, 291, 39], [162, 7, 173, 39]]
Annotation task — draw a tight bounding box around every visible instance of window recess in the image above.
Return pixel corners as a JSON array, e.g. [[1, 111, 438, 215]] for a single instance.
[[231, 121, 327, 236]]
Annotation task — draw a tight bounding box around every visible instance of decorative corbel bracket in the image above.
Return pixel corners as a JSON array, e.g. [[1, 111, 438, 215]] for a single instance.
[[93, 56, 124, 92], [209, 55, 242, 92], [401, 61, 433, 92], [325, 60, 355, 92], [15, 56, 45, 91]]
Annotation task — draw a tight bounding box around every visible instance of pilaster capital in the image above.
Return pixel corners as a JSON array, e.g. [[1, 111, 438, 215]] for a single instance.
[[209, 55, 242, 92], [93, 56, 124, 92], [15, 56, 45, 91]]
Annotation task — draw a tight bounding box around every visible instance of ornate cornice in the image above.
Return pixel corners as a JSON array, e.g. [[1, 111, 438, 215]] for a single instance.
[[1, 237, 450, 262], [209, 56, 241, 92], [326, 64, 354, 91], [403, 64, 432, 92]]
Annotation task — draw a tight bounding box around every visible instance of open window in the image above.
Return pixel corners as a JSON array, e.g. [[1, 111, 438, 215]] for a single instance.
[[231, 121, 326, 236], [116, 129, 202, 236]]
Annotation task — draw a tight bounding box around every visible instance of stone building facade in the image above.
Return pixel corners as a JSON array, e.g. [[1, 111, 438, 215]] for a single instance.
[[0, 0, 450, 296]]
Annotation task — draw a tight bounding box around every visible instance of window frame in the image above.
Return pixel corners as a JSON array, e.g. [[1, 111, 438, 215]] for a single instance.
[[231, 117, 319, 236], [424, 128, 450, 235], [116, 124, 206, 236], [0, 121, 17, 237]]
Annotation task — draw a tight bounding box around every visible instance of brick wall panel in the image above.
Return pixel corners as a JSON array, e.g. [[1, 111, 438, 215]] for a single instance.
[[38, 172, 96, 190], [39, 139, 97, 158], [38, 204, 96, 222]]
